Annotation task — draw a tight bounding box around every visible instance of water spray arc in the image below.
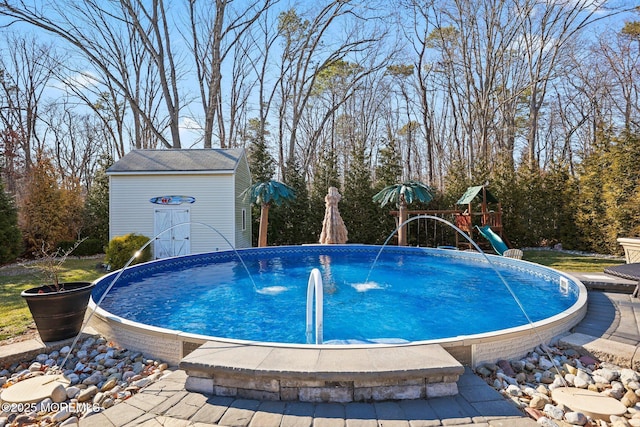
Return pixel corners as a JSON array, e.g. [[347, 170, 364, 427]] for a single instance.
[[366, 214, 569, 385], [60, 221, 256, 370]]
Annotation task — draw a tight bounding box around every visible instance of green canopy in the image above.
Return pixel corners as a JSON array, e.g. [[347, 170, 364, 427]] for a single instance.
[[456, 186, 499, 205]]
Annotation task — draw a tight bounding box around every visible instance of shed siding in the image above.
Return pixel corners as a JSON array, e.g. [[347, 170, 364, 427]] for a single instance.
[[234, 154, 253, 248], [110, 174, 236, 254]]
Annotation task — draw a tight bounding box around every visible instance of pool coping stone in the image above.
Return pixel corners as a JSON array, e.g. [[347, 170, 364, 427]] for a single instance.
[[180, 340, 464, 378]]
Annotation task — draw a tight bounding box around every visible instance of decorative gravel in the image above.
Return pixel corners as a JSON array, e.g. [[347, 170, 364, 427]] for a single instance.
[[475, 339, 640, 426], [0, 336, 171, 426]]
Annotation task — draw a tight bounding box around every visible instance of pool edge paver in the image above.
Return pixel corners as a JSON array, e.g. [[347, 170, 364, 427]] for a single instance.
[[344, 402, 378, 427], [249, 400, 287, 427], [190, 395, 236, 424], [181, 342, 463, 402], [313, 402, 346, 427], [281, 401, 315, 427], [217, 398, 262, 427]]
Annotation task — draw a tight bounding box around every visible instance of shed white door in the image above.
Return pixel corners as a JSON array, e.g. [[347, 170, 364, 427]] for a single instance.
[[154, 208, 190, 259]]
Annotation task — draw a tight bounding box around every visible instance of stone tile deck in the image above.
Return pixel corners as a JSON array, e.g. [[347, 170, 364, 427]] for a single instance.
[[78, 368, 536, 427]]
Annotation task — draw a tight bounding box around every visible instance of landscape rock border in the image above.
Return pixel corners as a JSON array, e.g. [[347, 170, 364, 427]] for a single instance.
[[475, 336, 640, 426], [0, 335, 170, 426]]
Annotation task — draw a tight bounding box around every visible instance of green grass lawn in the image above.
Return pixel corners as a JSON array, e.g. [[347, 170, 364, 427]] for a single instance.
[[0, 257, 106, 341], [522, 249, 624, 272]]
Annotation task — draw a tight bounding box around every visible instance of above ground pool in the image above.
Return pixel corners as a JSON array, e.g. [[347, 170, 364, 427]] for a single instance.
[[92, 245, 582, 345]]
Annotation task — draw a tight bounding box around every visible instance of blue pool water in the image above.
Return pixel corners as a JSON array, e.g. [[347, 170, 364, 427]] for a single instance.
[[93, 245, 580, 344]]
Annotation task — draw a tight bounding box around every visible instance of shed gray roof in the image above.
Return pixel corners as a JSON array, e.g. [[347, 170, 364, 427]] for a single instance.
[[107, 149, 245, 173]]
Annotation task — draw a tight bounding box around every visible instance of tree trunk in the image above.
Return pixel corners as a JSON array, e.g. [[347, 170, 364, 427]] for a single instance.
[[398, 198, 408, 246], [258, 203, 271, 247]]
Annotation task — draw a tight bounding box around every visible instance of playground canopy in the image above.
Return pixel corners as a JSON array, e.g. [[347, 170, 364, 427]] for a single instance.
[[456, 186, 499, 205], [454, 185, 508, 249]]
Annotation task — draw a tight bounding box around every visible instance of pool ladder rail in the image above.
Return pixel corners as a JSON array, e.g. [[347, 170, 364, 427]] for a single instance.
[[306, 268, 323, 344]]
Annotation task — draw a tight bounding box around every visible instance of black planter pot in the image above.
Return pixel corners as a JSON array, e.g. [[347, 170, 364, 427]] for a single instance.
[[21, 282, 95, 342]]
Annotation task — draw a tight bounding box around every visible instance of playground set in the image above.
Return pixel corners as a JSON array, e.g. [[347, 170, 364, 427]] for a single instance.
[[390, 185, 513, 254]]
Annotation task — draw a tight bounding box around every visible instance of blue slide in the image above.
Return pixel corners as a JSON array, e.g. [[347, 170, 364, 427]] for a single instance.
[[476, 225, 509, 255]]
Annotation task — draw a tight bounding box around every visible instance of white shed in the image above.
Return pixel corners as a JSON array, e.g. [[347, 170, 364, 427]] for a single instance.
[[107, 148, 252, 258]]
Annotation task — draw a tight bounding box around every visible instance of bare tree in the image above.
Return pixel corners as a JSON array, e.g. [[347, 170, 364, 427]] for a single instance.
[[0, 0, 185, 148], [386, 64, 418, 180], [0, 34, 56, 192], [516, 0, 624, 168], [592, 27, 640, 133], [187, 0, 277, 148], [39, 99, 103, 191], [399, 0, 438, 184], [274, 2, 392, 178], [240, 5, 282, 161]]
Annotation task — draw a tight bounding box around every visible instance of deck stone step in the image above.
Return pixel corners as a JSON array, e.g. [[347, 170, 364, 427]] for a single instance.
[[179, 341, 464, 403]]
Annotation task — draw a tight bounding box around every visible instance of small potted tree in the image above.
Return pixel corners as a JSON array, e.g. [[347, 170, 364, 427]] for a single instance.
[[20, 239, 96, 342]]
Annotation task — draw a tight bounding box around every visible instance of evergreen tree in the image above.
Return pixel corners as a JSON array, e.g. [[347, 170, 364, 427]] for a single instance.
[[541, 163, 579, 249], [371, 136, 408, 243], [269, 157, 312, 245], [489, 156, 521, 246], [60, 177, 85, 243], [374, 137, 402, 189], [602, 132, 640, 251], [83, 154, 113, 246], [574, 130, 640, 253], [514, 164, 547, 247], [630, 186, 640, 237], [245, 118, 275, 183], [441, 159, 474, 208], [0, 173, 23, 263], [20, 155, 70, 253], [342, 141, 380, 243], [245, 118, 276, 245], [574, 130, 611, 252]]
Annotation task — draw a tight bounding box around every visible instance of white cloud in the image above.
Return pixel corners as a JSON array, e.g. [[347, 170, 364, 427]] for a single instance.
[[52, 71, 101, 91], [180, 117, 204, 148], [180, 117, 203, 131]]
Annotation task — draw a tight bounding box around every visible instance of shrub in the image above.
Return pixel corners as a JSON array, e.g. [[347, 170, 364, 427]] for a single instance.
[[57, 238, 105, 256], [20, 155, 85, 254], [0, 176, 22, 263], [83, 154, 112, 248], [105, 233, 152, 270]]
